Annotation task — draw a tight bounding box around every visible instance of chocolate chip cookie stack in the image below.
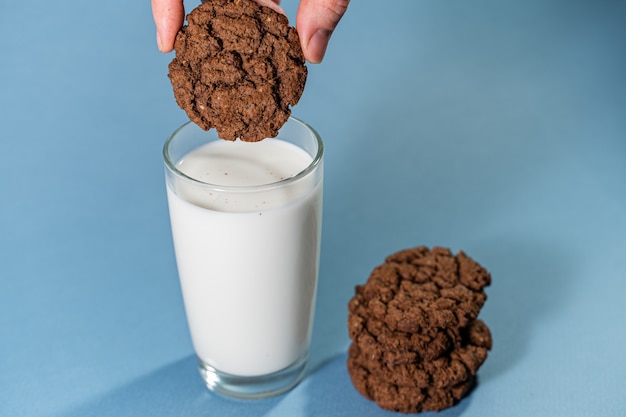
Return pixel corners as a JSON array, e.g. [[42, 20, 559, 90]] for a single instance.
[[347, 246, 492, 413]]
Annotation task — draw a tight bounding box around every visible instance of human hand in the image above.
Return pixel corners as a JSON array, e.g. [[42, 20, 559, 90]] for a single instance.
[[151, 0, 349, 63]]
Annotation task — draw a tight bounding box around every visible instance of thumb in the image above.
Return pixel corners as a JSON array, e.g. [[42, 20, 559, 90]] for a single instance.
[[296, 0, 350, 64], [152, 0, 185, 53]]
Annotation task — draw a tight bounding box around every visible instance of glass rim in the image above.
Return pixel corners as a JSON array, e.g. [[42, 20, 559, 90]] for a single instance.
[[163, 117, 323, 193]]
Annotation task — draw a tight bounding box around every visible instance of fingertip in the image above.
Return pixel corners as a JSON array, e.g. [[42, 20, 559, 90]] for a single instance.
[[304, 29, 331, 64], [152, 0, 184, 53], [156, 30, 166, 52], [156, 29, 175, 53], [253, 0, 285, 15], [296, 0, 350, 63]]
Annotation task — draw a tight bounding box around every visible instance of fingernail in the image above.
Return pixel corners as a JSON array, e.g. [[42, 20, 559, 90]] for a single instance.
[[307, 29, 332, 64], [156, 30, 164, 52]]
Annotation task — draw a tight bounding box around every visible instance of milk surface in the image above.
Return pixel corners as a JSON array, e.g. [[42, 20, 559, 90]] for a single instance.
[[166, 139, 322, 376]]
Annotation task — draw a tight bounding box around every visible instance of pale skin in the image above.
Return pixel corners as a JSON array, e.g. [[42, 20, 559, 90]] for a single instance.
[[152, 0, 350, 64]]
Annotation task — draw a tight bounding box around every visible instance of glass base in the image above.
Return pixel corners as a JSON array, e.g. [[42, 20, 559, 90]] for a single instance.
[[197, 353, 308, 400]]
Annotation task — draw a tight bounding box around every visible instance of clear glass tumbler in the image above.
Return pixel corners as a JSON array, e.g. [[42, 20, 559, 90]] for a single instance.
[[163, 117, 323, 399]]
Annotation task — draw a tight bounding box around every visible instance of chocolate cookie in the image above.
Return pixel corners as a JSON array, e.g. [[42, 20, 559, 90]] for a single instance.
[[348, 354, 476, 414], [356, 247, 490, 333], [347, 246, 492, 413], [168, 0, 307, 141], [349, 320, 491, 389], [349, 287, 466, 362]]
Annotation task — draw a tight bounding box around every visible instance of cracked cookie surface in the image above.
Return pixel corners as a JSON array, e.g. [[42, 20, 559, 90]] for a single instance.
[[354, 246, 491, 334], [347, 246, 492, 413], [168, 0, 307, 141]]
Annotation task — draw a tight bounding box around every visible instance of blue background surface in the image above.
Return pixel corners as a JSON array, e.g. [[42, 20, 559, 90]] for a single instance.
[[1, 0, 625, 415]]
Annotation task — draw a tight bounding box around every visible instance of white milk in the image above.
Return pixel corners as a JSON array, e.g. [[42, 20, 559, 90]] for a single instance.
[[166, 139, 322, 377]]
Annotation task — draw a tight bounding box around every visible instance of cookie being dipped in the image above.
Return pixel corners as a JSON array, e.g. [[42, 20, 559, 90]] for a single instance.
[[168, 0, 307, 141]]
